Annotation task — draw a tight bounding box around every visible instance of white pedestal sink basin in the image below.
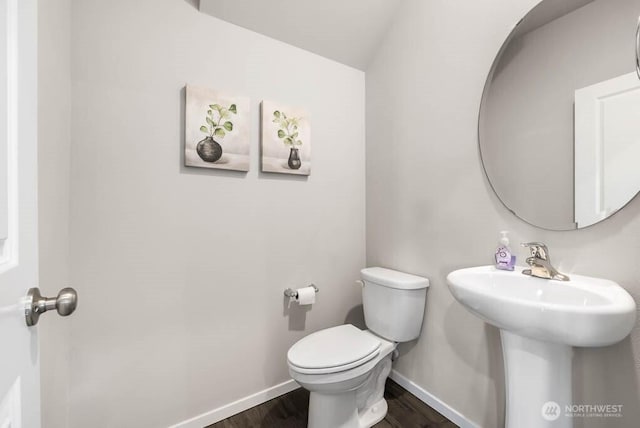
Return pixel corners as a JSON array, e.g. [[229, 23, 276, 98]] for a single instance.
[[447, 266, 636, 428]]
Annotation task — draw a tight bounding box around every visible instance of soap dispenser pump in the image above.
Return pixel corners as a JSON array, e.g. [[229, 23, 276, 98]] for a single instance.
[[495, 231, 516, 271]]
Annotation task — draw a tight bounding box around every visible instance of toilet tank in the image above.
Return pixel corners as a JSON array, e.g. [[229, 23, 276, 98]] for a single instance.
[[361, 267, 429, 342]]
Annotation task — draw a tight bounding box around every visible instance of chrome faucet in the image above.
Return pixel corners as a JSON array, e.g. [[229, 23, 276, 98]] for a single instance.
[[521, 242, 570, 281]]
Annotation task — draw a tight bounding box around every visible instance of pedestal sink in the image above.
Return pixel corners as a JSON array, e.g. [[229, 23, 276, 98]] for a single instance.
[[447, 266, 636, 428]]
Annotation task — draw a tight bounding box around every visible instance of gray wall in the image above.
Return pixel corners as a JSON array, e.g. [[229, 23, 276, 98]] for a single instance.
[[482, 0, 639, 230], [366, 0, 640, 426], [38, 1, 71, 427], [65, 0, 365, 426]]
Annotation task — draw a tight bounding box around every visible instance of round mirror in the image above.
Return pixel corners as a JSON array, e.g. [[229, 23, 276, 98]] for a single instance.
[[479, 0, 640, 230]]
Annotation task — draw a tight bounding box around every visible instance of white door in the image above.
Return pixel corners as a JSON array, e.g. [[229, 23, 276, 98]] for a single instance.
[[0, 0, 40, 427], [574, 72, 640, 227]]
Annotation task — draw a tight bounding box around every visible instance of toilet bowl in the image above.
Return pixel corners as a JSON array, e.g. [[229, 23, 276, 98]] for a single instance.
[[287, 267, 429, 428], [288, 325, 395, 428]]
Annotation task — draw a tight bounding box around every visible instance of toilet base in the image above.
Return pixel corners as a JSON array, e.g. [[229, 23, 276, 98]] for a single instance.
[[306, 352, 393, 428], [308, 393, 389, 428], [358, 398, 388, 427], [308, 389, 359, 428]]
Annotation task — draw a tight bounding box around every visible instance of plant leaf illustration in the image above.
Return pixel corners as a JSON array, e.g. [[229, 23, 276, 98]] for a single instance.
[[272, 109, 304, 147], [201, 101, 237, 140]]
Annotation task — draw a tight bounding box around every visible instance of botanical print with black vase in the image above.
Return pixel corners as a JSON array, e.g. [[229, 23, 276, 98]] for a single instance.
[[261, 100, 310, 176], [185, 85, 250, 172]]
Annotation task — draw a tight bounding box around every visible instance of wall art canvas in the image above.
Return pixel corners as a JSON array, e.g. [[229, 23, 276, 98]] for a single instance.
[[185, 85, 250, 171], [261, 101, 311, 176]]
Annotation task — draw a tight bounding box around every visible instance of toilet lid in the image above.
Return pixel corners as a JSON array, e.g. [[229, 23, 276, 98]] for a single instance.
[[288, 325, 381, 373]]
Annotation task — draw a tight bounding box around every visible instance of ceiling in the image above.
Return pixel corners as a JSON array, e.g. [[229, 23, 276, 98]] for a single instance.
[[199, 0, 403, 70]]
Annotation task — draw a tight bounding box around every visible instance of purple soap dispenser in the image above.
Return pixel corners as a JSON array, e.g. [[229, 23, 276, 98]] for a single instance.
[[495, 231, 516, 271]]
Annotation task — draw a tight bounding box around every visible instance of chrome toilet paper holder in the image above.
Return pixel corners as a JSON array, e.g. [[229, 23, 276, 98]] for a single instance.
[[284, 284, 319, 299]]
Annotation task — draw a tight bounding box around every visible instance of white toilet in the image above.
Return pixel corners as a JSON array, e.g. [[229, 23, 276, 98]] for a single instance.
[[287, 267, 429, 428]]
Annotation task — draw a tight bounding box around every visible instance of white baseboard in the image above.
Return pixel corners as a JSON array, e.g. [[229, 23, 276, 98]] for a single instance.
[[389, 370, 481, 428], [168, 379, 300, 428], [169, 370, 480, 428]]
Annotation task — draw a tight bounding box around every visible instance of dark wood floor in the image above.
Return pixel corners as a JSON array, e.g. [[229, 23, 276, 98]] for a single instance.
[[208, 379, 457, 428]]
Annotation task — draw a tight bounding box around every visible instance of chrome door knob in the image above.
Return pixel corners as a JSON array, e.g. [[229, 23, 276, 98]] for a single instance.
[[25, 287, 78, 326]]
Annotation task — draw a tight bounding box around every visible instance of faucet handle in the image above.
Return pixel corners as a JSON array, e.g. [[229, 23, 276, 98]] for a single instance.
[[521, 242, 549, 259]]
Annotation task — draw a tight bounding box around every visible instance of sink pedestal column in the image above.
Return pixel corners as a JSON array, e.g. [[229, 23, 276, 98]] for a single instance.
[[501, 331, 573, 428]]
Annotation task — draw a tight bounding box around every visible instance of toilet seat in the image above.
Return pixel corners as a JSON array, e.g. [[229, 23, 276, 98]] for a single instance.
[[288, 324, 381, 374]]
